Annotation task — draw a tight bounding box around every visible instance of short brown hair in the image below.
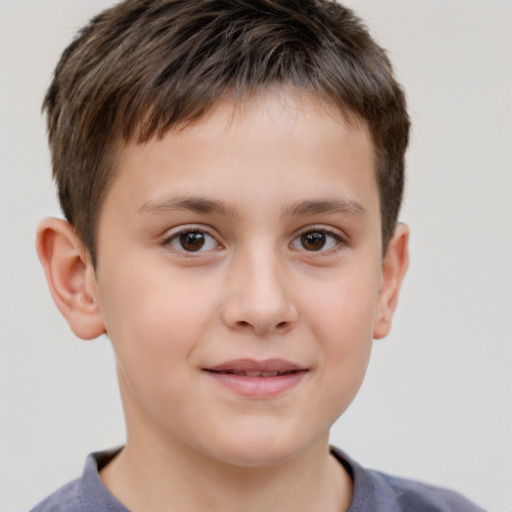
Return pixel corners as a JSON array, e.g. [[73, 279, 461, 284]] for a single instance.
[[43, 0, 409, 265]]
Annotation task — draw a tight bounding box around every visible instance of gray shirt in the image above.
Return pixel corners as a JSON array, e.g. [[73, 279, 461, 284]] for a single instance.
[[30, 447, 485, 511]]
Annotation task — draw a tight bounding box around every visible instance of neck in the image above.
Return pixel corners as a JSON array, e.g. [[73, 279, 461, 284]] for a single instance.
[[101, 435, 352, 512]]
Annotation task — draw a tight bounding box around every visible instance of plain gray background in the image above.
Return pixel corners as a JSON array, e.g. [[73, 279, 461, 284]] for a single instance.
[[1, 1, 511, 510]]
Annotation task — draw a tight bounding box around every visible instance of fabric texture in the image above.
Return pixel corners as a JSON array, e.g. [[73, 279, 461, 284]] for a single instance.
[[30, 447, 485, 511]]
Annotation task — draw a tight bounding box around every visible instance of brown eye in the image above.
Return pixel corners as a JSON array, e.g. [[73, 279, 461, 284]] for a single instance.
[[179, 232, 206, 252], [167, 229, 219, 253], [300, 232, 326, 251], [291, 228, 342, 253]]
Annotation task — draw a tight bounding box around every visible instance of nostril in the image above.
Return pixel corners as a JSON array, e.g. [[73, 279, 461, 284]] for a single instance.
[[234, 320, 288, 331]]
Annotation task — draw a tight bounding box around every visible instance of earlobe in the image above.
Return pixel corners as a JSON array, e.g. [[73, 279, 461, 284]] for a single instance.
[[36, 217, 106, 340], [373, 223, 410, 340]]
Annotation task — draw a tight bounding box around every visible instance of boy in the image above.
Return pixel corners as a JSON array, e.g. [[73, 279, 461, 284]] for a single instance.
[[31, 0, 484, 510]]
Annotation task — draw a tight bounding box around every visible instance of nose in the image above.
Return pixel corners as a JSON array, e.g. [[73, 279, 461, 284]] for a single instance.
[[221, 247, 298, 336]]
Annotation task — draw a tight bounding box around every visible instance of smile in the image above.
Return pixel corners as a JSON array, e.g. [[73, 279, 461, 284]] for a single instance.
[[204, 359, 309, 397], [208, 369, 298, 377]]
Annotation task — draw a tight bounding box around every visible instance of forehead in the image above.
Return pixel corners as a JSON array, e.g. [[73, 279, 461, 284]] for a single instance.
[[173, 88, 369, 153], [106, 88, 379, 223]]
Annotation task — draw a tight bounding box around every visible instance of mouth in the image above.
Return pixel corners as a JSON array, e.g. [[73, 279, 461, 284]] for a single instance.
[[203, 359, 309, 397], [205, 358, 307, 375], [207, 369, 299, 377]]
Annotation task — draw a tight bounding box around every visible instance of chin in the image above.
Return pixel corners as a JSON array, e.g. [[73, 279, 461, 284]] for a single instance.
[[198, 423, 324, 469], [216, 446, 300, 469]]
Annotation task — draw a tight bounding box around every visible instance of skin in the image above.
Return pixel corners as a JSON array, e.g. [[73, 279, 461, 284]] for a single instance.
[[37, 88, 409, 511]]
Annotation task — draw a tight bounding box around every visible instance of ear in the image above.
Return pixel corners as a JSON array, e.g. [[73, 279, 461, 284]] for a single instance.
[[373, 223, 410, 340], [36, 217, 106, 340]]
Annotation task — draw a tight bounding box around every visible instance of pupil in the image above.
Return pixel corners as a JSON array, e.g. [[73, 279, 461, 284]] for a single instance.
[[180, 232, 205, 252], [301, 232, 326, 251]]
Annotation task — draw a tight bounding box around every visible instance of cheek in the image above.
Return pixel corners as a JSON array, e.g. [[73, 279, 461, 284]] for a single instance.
[[302, 267, 380, 407], [98, 263, 219, 389], [306, 268, 380, 349]]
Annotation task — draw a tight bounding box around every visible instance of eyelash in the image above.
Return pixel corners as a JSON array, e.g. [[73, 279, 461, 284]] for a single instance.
[[161, 225, 222, 254], [161, 225, 346, 255], [290, 226, 346, 254]]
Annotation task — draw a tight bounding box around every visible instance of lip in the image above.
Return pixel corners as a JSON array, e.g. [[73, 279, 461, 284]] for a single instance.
[[203, 358, 309, 398]]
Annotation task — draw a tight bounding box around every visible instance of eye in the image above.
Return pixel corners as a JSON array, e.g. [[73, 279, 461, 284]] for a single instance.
[[165, 229, 221, 253], [291, 228, 343, 252]]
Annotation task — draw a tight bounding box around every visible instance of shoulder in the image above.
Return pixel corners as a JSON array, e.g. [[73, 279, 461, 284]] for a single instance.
[[364, 470, 486, 512], [331, 447, 486, 512], [29, 449, 128, 512], [29, 479, 82, 512]]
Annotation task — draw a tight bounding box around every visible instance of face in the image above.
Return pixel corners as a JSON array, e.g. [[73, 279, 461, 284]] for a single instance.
[[92, 89, 390, 467]]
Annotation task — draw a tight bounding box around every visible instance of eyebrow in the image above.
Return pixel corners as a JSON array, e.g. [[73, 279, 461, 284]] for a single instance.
[[139, 195, 367, 219], [285, 198, 367, 218], [139, 195, 240, 217]]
